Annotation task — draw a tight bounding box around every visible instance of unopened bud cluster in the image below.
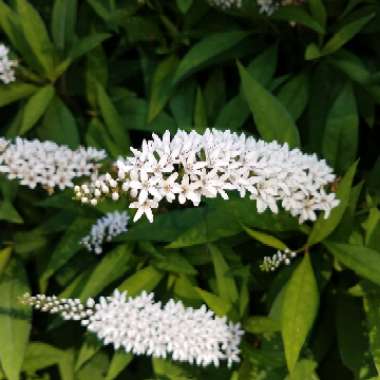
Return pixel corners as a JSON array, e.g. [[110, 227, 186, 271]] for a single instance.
[[80, 211, 129, 254], [208, 0, 242, 9], [0, 44, 17, 84], [74, 129, 339, 224], [20, 293, 95, 321], [22, 290, 243, 368], [260, 248, 297, 272], [0, 137, 106, 191], [208, 0, 306, 14]]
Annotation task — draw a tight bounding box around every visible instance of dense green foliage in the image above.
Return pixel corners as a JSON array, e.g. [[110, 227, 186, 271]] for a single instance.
[[0, 0, 380, 379]]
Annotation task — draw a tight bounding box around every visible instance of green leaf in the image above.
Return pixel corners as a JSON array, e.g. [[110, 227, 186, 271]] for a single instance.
[[51, 0, 77, 52], [58, 349, 75, 380], [56, 33, 110, 77], [308, 0, 326, 30], [329, 49, 371, 85], [174, 31, 249, 84], [322, 14, 375, 56], [335, 295, 369, 375], [169, 80, 196, 129], [0, 247, 12, 276], [75, 334, 102, 371], [215, 95, 250, 131], [97, 83, 131, 150], [322, 82, 358, 173], [195, 287, 232, 316], [308, 161, 357, 246], [15, 0, 55, 76], [273, 6, 324, 34], [152, 358, 193, 380], [363, 282, 380, 376], [285, 359, 319, 380], [247, 45, 278, 87], [0, 201, 23, 224], [154, 251, 197, 275], [193, 87, 207, 132], [176, 0, 193, 13], [244, 316, 280, 334], [243, 226, 288, 250], [209, 244, 238, 304], [0, 259, 31, 380], [105, 352, 133, 380], [23, 342, 63, 373], [204, 69, 226, 123], [237, 62, 300, 148], [0, 82, 38, 107], [148, 55, 179, 122], [282, 255, 319, 372], [19, 85, 55, 135], [118, 266, 163, 296], [80, 243, 134, 300], [42, 217, 95, 281], [38, 96, 80, 148], [277, 72, 310, 121], [325, 242, 380, 286]]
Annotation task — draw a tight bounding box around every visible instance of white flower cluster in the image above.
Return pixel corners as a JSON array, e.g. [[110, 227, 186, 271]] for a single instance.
[[257, 0, 278, 15], [208, 0, 242, 9], [0, 137, 106, 191], [80, 211, 129, 254], [260, 248, 297, 272], [0, 44, 17, 84], [257, 0, 306, 15], [22, 290, 244, 368], [74, 129, 339, 224]]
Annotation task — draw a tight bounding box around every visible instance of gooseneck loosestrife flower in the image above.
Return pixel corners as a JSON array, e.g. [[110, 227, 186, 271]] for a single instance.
[[81, 211, 129, 254], [22, 290, 243, 368], [208, 0, 242, 9], [208, 0, 306, 15], [0, 137, 106, 191], [260, 248, 297, 272], [74, 129, 339, 224], [0, 43, 17, 84]]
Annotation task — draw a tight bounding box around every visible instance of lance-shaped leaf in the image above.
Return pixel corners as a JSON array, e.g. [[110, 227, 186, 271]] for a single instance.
[[308, 161, 357, 246], [0, 259, 31, 380], [238, 62, 300, 148], [282, 255, 319, 372], [174, 31, 249, 84], [325, 242, 380, 286]]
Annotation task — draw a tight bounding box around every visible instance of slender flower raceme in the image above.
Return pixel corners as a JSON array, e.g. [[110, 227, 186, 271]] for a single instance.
[[256, 0, 306, 15], [22, 290, 244, 367], [0, 137, 106, 191], [0, 44, 17, 84], [74, 129, 339, 224], [208, 0, 242, 9], [80, 211, 129, 254], [260, 248, 297, 272]]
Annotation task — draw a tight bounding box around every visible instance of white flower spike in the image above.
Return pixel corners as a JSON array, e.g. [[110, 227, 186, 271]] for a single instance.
[[0, 137, 106, 191], [80, 211, 129, 254], [74, 129, 339, 224], [22, 290, 244, 368], [0, 43, 17, 84]]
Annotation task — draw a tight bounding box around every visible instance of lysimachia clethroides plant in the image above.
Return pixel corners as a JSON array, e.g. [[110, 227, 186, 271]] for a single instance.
[[1, 127, 339, 368]]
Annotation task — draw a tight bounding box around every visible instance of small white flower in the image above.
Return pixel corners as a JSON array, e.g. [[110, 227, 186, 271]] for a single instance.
[[130, 198, 159, 223]]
